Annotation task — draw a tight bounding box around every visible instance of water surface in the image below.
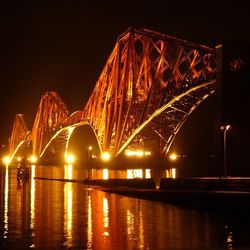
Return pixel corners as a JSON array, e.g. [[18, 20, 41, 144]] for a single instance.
[[1, 165, 250, 249]]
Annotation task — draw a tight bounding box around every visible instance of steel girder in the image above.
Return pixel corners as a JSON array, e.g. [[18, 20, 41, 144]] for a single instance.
[[83, 28, 218, 156], [31, 91, 69, 157], [8, 93, 87, 161], [8, 28, 220, 161], [9, 114, 29, 155]]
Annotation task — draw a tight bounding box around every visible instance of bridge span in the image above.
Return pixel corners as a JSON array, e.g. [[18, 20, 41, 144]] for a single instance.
[[6, 27, 220, 164]]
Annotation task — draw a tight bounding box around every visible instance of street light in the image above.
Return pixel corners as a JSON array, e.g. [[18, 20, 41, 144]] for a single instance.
[[169, 153, 178, 161], [220, 124, 231, 177]]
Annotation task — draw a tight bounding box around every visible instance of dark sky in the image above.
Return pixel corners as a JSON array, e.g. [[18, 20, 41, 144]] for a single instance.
[[0, 0, 250, 144]]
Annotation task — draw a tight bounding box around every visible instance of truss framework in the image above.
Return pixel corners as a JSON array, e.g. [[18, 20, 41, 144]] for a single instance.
[[83, 28, 218, 156], [8, 28, 219, 161], [9, 114, 29, 156], [31, 91, 69, 156]]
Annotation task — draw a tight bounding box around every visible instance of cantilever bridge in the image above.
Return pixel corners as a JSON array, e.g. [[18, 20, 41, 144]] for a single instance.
[[8, 27, 220, 164]]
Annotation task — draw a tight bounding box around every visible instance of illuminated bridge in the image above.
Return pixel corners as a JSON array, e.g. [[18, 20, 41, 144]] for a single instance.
[[7, 27, 220, 164]]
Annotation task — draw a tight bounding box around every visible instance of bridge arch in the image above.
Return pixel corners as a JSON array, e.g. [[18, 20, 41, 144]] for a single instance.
[[9, 139, 31, 163], [7, 27, 220, 164], [83, 27, 218, 157], [116, 80, 216, 156], [39, 121, 102, 163], [66, 123, 102, 163]]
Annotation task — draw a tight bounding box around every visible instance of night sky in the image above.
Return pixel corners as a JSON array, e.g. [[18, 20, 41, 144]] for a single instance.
[[0, 1, 250, 167]]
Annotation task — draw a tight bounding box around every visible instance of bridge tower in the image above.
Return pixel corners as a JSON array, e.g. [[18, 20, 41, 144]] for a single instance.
[[31, 91, 69, 158], [8, 28, 220, 164], [9, 114, 29, 158], [83, 27, 219, 157]]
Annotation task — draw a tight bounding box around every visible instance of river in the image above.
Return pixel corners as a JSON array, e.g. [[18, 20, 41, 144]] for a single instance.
[[1, 164, 250, 249]]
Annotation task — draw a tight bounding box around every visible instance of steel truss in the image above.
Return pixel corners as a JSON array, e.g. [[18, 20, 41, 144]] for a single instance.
[[8, 28, 220, 161], [9, 114, 29, 157], [83, 28, 218, 156]]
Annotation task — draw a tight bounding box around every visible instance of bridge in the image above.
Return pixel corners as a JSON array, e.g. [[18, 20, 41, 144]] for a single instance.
[[7, 27, 220, 164]]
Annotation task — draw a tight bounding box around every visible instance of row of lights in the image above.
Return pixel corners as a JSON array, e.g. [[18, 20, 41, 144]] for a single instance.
[[167, 125, 231, 162], [125, 150, 151, 157], [2, 155, 38, 165], [64, 148, 153, 164], [64, 148, 112, 165], [2, 150, 166, 165], [3, 123, 231, 166], [2, 151, 111, 166]]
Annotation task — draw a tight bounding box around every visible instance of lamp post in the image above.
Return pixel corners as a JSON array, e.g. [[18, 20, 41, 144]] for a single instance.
[[169, 153, 178, 162], [220, 125, 231, 177]]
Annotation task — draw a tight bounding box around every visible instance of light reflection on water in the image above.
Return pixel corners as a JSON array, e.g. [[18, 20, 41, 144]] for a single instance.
[[87, 192, 93, 250], [138, 202, 145, 249], [30, 165, 36, 248], [1, 164, 250, 249], [64, 164, 73, 180], [4, 165, 9, 239], [103, 197, 109, 237], [64, 182, 73, 248], [64, 164, 74, 248]]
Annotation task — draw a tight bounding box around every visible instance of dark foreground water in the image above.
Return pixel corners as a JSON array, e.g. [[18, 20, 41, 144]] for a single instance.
[[1, 165, 250, 249]]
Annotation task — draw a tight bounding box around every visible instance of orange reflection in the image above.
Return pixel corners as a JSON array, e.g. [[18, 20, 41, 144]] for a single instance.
[[64, 165, 73, 180], [145, 169, 151, 178], [0, 164, 221, 249], [171, 168, 176, 179], [139, 209, 144, 248], [30, 165, 36, 248], [165, 168, 177, 178], [126, 210, 135, 238], [64, 182, 73, 247], [103, 197, 109, 237], [4, 165, 9, 239], [103, 169, 109, 180], [127, 169, 143, 179], [30, 165, 36, 228], [126, 202, 145, 248], [87, 192, 93, 249], [166, 169, 170, 178]]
